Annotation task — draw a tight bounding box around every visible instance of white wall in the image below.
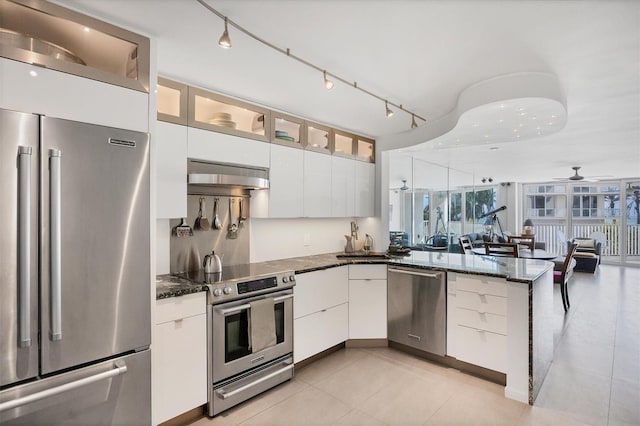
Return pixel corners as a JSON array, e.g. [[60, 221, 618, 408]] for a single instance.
[[250, 217, 383, 263]]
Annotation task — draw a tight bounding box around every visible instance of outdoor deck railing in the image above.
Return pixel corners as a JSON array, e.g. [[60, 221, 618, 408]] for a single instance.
[[533, 223, 640, 256]]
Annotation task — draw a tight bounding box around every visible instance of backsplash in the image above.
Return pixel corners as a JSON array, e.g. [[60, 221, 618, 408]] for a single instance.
[[169, 195, 250, 273]]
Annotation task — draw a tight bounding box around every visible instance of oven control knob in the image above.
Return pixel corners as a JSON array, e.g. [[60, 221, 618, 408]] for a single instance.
[[282, 276, 288, 283], [213, 288, 223, 297], [289, 275, 295, 282], [223, 287, 233, 295]]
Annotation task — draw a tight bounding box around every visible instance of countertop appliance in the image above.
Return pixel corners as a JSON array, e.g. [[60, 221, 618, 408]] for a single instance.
[[387, 267, 446, 356], [0, 109, 151, 424], [177, 267, 295, 417]]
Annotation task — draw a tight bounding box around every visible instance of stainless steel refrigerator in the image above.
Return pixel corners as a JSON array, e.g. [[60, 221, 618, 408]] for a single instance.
[[0, 108, 151, 425]]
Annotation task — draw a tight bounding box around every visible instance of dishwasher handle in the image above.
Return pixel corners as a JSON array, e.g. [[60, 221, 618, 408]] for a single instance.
[[388, 268, 442, 279]]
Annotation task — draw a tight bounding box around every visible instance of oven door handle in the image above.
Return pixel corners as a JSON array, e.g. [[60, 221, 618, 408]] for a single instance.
[[217, 294, 293, 316], [215, 363, 294, 400]]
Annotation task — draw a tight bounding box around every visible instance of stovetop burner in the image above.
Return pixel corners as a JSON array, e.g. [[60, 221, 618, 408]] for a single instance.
[[174, 264, 295, 304]]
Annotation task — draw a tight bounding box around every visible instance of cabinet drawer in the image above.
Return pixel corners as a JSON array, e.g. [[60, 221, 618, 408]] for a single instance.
[[155, 292, 207, 325], [294, 303, 348, 363], [455, 325, 506, 373], [456, 307, 507, 335], [456, 290, 507, 316], [455, 274, 507, 297], [294, 267, 348, 319], [154, 313, 207, 423], [348, 264, 387, 280]]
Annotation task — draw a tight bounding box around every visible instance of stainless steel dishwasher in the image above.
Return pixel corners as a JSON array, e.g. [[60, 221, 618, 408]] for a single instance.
[[387, 267, 446, 356]]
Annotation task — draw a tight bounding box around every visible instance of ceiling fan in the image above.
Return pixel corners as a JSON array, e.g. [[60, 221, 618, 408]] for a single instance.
[[391, 179, 410, 193], [552, 166, 610, 182]]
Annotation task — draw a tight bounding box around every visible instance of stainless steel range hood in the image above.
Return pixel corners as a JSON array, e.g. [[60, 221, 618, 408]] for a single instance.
[[187, 159, 269, 190]]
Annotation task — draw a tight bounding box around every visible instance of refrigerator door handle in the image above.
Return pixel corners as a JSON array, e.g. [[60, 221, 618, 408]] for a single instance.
[[49, 149, 62, 341], [0, 361, 128, 413], [18, 146, 32, 348]]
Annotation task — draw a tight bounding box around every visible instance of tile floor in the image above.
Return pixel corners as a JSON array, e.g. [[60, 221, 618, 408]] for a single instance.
[[193, 264, 640, 425]]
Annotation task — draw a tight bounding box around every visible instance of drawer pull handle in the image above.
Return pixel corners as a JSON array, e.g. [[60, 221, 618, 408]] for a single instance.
[[408, 334, 421, 341]]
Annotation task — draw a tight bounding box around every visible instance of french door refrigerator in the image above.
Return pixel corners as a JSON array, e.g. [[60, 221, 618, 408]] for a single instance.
[[0, 108, 151, 425]]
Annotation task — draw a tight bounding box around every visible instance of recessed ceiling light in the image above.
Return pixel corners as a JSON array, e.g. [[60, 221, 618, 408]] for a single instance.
[[29, 70, 38, 77]]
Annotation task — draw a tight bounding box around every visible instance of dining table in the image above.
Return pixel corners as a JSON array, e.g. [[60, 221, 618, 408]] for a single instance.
[[471, 247, 558, 260]]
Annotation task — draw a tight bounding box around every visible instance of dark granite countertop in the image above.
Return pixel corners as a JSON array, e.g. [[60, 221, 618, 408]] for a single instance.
[[156, 274, 209, 299], [156, 252, 553, 299]]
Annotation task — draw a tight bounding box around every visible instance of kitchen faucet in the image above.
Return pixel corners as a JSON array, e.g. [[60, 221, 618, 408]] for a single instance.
[[350, 221, 358, 240]]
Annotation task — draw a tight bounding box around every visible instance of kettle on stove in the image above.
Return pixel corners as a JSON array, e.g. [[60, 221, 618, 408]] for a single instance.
[[203, 250, 222, 274]]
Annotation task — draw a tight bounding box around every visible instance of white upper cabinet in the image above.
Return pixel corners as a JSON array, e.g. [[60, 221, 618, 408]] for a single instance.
[[331, 156, 356, 217], [256, 144, 303, 218], [155, 121, 187, 219], [303, 151, 332, 217], [187, 127, 270, 168], [355, 161, 375, 217], [0, 58, 148, 132]]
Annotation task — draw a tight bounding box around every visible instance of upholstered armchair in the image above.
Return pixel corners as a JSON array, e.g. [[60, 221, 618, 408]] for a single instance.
[[567, 237, 601, 272]]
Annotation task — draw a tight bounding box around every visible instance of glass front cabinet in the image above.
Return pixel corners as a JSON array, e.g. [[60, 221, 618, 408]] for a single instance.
[[157, 77, 188, 125], [188, 86, 271, 142], [271, 112, 303, 148]]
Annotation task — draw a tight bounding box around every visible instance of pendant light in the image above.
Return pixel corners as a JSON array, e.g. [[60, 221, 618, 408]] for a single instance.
[[323, 70, 334, 90], [218, 17, 232, 49], [385, 101, 394, 118], [411, 114, 418, 128]]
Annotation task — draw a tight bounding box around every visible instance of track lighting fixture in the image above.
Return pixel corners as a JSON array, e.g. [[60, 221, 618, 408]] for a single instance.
[[197, 0, 426, 129], [218, 17, 231, 49], [385, 101, 394, 118], [323, 70, 334, 90]]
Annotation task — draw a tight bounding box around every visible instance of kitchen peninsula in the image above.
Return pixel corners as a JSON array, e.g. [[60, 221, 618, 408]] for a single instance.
[[157, 251, 554, 415]]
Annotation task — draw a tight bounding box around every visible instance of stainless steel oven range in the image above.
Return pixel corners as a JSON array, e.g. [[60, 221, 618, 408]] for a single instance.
[[181, 267, 295, 416]]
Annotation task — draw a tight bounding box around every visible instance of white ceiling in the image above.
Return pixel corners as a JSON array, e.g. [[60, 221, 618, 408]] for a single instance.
[[59, 0, 640, 183]]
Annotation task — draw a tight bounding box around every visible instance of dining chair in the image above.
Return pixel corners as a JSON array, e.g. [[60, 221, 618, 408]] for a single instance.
[[458, 235, 474, 255], [555, 242, 579, 312], [484, 242, 519, 257], [507, 235, 535, 251]]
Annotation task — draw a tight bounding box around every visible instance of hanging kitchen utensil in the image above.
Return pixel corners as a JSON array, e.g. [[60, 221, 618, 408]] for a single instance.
[[173, 218, 193, 237], [194, 197, 211, 231], [238, 198, 247, 226], [227, 198, 238, 239], [213, 198, 222, 230]]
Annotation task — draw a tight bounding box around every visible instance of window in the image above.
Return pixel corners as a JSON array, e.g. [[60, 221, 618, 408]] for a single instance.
[[572, 195, 598, 217]]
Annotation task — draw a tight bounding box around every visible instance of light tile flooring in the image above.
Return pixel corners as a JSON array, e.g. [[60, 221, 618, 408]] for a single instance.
[[193, 264, 640, 425]]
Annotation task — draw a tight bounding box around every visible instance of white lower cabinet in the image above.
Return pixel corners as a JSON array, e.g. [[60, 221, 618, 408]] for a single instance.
[[294, 303, 349, 363], [447, 272, 508, 373], [348, 265, 387, 339], [293, 267, 349, 363], [153, 292, 207, 424]]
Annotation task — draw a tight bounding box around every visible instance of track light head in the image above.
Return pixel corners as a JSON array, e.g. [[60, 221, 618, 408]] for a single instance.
[[218, 17, 232, 49], [323, 70, 334, 90], [385, 101, 394, 118], [411, 114, 418, 129]]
